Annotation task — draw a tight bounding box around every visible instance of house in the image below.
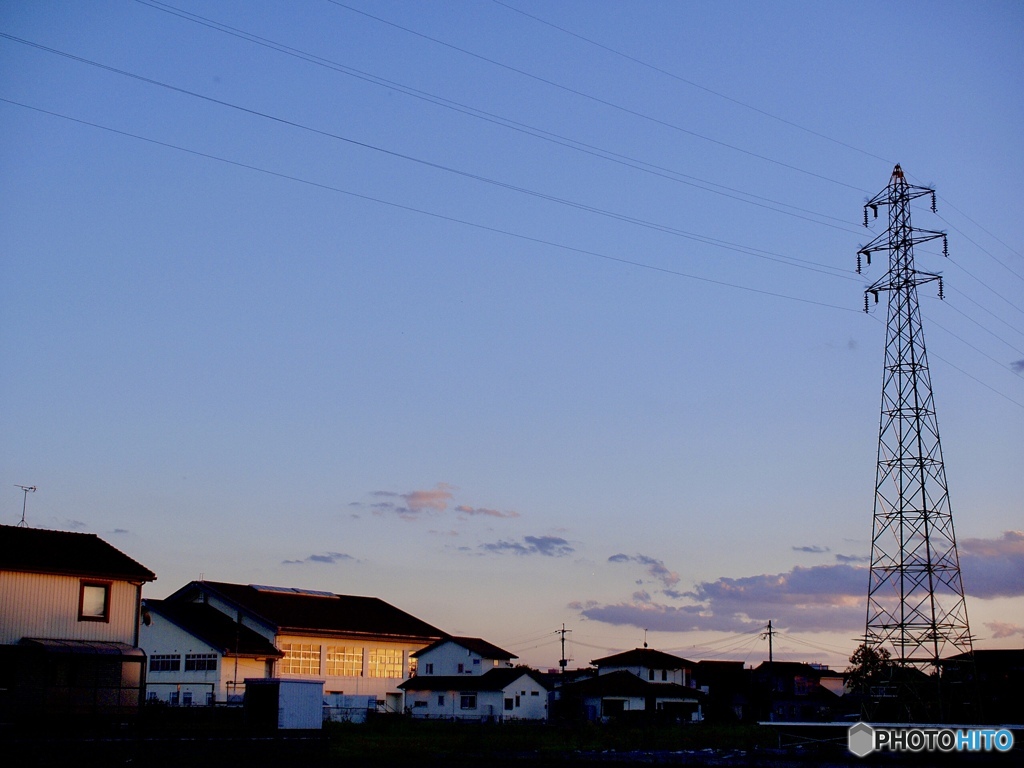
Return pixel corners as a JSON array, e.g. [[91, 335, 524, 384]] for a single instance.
[[141, 598, 283, 705], [0, 524, 156, 728], [692, 659, 748, 722], [750, 661, 842, 722], [139, 580, 444, 711], [399, 637, 548, 721], [557, 648, 703, 722], [940, 649, 1024, 723]]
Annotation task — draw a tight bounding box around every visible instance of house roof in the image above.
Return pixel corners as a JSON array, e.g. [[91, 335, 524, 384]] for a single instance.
[[399, 667, 545, 693], [143, 599, 283, 659], [412, 636, 516, 660], [591, 648, 695, 670], [167, 581, 444, 641], [562, 670, 704, 699], [0, 524, 156, 582]]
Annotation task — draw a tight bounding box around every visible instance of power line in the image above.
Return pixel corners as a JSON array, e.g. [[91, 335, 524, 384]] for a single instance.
[[135, 0, 863, 235], [326, 0, 868, 193], [491, 0, 893, 167], [0, 32, 861, 280], [0, 97, 858, 314]]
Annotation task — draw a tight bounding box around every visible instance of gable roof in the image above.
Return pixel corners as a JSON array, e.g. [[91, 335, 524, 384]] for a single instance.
[[143, 599, 282, 659], [0, 524, 156, 582], [412, 636, 516, 660], [399, 667, 546, 693], [167, 581, 444, 641], [591, 648, 695, 670]]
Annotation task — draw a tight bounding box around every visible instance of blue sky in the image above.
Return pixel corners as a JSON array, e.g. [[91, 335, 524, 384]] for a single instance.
[[2, 1, 1021, 670]]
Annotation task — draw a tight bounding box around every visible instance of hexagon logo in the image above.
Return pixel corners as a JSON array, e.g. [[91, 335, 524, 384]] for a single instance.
[[848, 722, 876, 757], [847, 720, 880, 757]]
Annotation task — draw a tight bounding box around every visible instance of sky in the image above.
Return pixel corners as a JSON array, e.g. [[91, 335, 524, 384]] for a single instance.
[[1, 1, 1022, 672]]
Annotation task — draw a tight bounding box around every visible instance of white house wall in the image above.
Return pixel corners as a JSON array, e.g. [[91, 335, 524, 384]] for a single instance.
[[139, 610, 264, 704], [0, 571, 140, 645], [405, 675, 548, 721], [599, 663, 687, 686], [274, 634, 423, 703], [416, 641, 511, 677]]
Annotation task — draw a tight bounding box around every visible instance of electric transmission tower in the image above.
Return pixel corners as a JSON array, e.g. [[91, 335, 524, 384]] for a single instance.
[[856, 165, 973, 671]]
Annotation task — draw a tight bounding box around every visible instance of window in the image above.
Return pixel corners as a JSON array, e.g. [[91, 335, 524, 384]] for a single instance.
[[368, 648, 402, 678], [437, 695, 445, 706], [662, 670, 668, 681], [146, 691, 158, 702], [413, 700, 427, 708], [149, 654, 181, 672], [326, 646, 363, 677], [182, 691, 193, 707], [459, 692, 477, 710], [648, 669, 655, 681], [206, 692, 216, 706], [457, 663, 465, 674], [168, 691, 179, 706], [78, 581, 110, 622], [185, 653, 217, 672], [530, 690, 540, 696], [280, 643, 321, 675], [504, 698, 514, 711], [424, 663, 434, 675]]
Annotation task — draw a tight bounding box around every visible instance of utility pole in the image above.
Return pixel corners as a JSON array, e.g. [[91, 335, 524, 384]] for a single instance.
[[762, 620, 775, 664], [15, 485, 36, 527], [857, 165, 973, 675], [557, 624, 572, 674], [762, 620, 776, 721]]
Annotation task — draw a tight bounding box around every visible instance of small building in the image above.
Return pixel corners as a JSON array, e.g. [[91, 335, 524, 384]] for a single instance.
[[140, 580, 444, 711], [0, 524, 156, 729]]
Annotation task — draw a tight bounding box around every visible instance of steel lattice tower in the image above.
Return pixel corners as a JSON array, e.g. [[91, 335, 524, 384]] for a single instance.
[[856, 164, 972, 669]]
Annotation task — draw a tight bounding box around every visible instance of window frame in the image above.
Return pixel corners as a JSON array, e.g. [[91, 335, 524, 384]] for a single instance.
[[149, 654, 181, 672], [78, 580, 111, 622]]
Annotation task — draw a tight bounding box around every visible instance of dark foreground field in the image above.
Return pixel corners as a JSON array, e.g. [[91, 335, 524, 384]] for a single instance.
[[3, 719, 1016, 767]]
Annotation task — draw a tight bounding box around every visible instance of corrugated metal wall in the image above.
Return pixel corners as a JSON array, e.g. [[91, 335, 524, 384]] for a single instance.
[[0, 571, 139, 644]]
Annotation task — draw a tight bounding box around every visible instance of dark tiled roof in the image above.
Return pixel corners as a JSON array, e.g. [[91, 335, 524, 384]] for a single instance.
[[143, 599, 282, 658], [0, 524, 155, 582], [562, 669, 703, 698], [169, 581, 444, 641], [413, 636, 516, 660], [591, 648, 695, 669], [399, 667, 545, 692]]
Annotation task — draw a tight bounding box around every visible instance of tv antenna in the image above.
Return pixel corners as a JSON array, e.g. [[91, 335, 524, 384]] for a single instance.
[[15, 485, 36, 527]]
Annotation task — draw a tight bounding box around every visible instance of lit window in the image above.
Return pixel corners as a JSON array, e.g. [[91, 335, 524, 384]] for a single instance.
[[368, 648, 402, 678], [184, 653, 217, 671], [280, 644, 321, 675], [326, 646, 363, 677], [149, 654, 181, 672], [79, 581, 110, 622]]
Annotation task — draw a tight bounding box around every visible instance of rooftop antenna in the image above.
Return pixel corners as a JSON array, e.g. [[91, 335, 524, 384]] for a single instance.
[[15, 485, 36, 527], [643, 628, 649, 649]]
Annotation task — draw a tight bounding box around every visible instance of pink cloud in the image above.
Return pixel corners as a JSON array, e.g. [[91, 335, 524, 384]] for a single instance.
[[455, 504, 520, 518], [403, 483, 455, 512]]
